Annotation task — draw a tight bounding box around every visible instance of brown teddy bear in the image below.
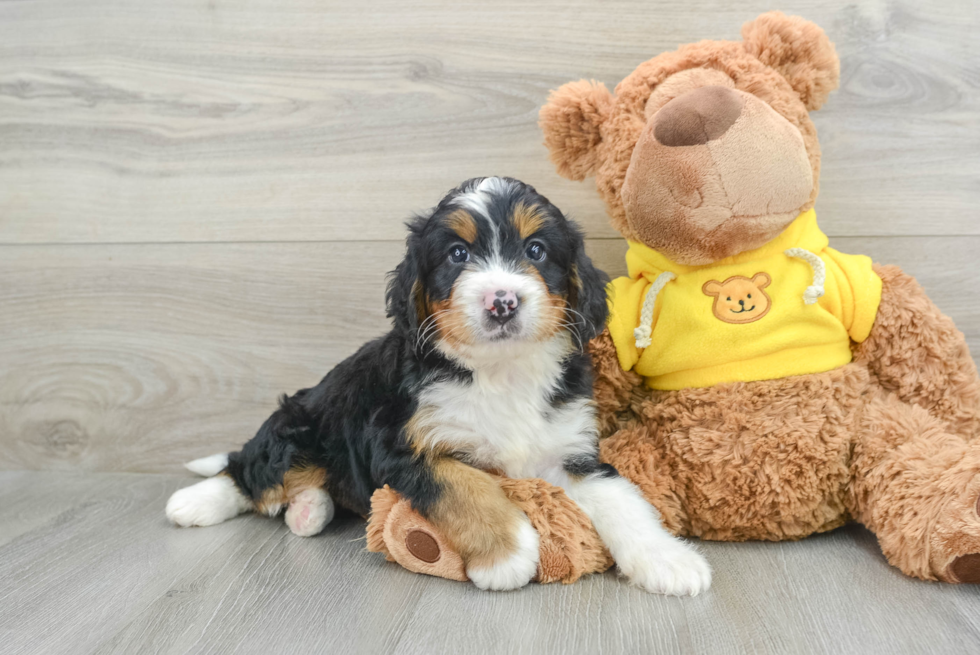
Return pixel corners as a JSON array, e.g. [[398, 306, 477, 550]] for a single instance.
[[368, 11, 980, 586]]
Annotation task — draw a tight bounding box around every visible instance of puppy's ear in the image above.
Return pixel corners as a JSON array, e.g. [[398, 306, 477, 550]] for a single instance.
[[566, 224, 609, 345], [386, 219, 427, 335], [539, 80, 614, 181]]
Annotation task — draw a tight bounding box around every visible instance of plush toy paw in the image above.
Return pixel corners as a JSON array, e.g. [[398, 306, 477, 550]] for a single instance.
[[366, 480, 614, 586], [617, 541, 712, 596], [938, 489, 980, 584]]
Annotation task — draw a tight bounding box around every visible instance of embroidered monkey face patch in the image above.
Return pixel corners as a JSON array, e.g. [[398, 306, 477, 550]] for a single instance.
[[702, 273, 772, 324]]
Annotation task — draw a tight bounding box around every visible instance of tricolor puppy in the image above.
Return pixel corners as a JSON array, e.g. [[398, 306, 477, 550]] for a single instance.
[[166, 177, 711, 595]]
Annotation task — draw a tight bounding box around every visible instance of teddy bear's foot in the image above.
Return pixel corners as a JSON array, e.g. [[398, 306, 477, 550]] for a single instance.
[[365, 487, 469, 582], [947, 554, 980, 583], [850, 395, 980, 583], [939, 494, 980, 583]]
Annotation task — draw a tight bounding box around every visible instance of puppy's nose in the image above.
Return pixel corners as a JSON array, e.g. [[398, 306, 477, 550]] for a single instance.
[[654, 85, 743, 147], [484, 289, 519, 324]]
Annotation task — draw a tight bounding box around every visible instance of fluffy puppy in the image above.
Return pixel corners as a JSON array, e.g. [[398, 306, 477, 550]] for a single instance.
[[166, 177, 711, 595]]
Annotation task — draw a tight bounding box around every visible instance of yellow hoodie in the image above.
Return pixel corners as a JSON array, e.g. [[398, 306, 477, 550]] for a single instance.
[[607, 209, 882, 390]]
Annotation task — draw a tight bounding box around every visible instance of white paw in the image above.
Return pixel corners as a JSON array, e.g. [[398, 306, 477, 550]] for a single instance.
[[166, 476, 252, 527], [466, 518, 540, 591], [618, 542, 712, 596], [284, 488, 335, 537]]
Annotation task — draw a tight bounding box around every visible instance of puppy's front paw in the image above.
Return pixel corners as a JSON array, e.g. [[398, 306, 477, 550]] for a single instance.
[[466, 518, 540, 591], [619, 543, 712, 596]]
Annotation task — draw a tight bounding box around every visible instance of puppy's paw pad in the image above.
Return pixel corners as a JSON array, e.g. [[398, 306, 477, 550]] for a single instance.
[[622, 546, 712, 596], [466, 519, 540, 591], [285, 488, 334, 537]]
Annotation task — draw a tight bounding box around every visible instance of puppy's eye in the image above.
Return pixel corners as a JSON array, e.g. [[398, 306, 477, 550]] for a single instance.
[[449, 246, 469, 264], [525, 242, 546, 262]]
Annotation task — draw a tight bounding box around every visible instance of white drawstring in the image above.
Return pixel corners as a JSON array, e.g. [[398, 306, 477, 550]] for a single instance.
[[634, 271, 675, 348], [784, 248, 825, 304]]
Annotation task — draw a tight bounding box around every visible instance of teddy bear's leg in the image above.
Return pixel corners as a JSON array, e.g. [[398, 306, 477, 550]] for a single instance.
[[849, 392, 980, 582], [853, 264, 980, 439]]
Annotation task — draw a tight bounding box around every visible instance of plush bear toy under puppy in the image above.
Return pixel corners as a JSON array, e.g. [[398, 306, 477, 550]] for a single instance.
[[368, 11, 980, 586]]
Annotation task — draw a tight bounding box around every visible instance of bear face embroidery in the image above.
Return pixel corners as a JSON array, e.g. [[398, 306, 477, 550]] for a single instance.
[[702, 273, 772, 324]]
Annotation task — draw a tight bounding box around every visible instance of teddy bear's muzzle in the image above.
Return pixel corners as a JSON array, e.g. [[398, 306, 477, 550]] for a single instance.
[[653, 85, 743, 147], [621, 84, 815, 265]]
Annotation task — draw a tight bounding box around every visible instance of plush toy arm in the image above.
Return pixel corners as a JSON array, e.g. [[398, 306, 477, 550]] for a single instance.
[[589, 328, 644, 436], [367, 479, 613, 586], [853, 264, 980, 439]]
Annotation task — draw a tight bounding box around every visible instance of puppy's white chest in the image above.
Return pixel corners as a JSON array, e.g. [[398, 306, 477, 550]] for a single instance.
[[418, 366, 596, 478]]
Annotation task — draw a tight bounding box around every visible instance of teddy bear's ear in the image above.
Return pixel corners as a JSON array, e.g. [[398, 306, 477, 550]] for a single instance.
[[702, 281, 723, 297], [539, 80, 614, 181], [741, 11, 840, 111], [751, 272, 772, 289]]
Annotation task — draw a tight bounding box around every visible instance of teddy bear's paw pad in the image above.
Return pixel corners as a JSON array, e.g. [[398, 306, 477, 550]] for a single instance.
[[381, 499, 468, 581], [466, 518, 540, 591], [621, 545, 712, 596], [285, 488, 334, 537], [947, 554, 980, 584], [405, 529, 441, 563]]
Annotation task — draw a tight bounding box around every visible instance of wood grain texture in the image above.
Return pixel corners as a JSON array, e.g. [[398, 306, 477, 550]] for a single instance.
[[2, 236, 979, 473], [0, 471, 977, 655], [0, 0, 978, 243]]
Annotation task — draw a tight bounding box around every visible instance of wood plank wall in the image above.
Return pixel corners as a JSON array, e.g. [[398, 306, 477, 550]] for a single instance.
[[2, 0, 978, 472]]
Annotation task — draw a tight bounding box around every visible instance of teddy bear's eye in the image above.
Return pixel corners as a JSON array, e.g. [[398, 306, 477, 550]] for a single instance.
[[747, 294, 752, 299], [726, 297, 731, 301]]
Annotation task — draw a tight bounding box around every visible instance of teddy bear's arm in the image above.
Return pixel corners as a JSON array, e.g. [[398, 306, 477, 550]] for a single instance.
[[854, 264, 980, 438], [589, 328, 644, 436]]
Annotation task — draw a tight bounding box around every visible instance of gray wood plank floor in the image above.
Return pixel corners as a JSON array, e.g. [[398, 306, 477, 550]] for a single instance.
[[1, 471, 978, 655]]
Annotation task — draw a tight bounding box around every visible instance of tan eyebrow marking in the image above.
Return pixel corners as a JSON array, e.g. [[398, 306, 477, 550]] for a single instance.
[[512, 202, 546, 240], [446, 209, 478, 244]]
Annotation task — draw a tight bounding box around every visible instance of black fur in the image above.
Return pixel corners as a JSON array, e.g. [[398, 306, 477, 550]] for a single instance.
[[563, 454, 618, 479], [547, 352, 595, 408], [224, 177, 609, 519]]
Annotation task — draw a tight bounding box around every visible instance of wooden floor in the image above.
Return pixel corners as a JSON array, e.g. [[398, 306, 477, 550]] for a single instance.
[[3, 0, 980, 653], [0, 471, 977, 655]]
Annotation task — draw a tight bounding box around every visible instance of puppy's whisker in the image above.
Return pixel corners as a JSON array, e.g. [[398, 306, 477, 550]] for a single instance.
[[556, 320, 584, 351], [561, 308, 592, 350], [415, 310, 451, 353]]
